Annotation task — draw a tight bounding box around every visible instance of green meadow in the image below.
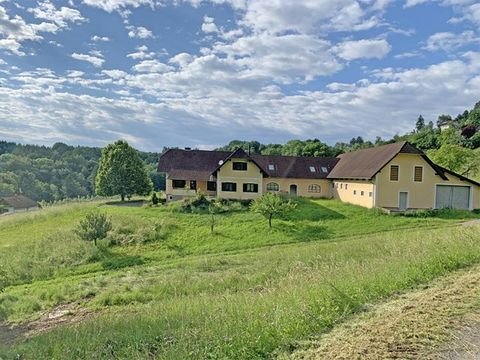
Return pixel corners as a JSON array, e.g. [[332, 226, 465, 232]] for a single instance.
[[0, 199, 479, 359]]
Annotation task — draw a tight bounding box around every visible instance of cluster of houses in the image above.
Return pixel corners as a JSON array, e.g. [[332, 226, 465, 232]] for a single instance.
[[158, 141, 480, 211]]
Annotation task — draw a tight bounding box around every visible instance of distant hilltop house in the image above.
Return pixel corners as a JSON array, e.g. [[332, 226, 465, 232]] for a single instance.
[[158, 142, 480, 211], [0, 195, 40, 215]]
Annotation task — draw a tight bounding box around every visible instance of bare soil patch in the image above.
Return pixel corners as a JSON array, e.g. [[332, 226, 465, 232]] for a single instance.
[[0, 303, 94, 344]]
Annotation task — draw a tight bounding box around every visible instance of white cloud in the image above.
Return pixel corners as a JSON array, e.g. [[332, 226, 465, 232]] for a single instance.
[[334, 39, 392, 60], [0, 39, 24, 55], [424, 31, 480, 51], [71, 52, 105, 67], [92, 35, 110, 41], [132, 59, 173, 73], [28, 1, 86, 28], [82, 0, 153, 12], [102, 69, 128, 79], [212, 33, 342, 83], [201, 15, 219, 33], [127, 45, 156, 59], [127, 25, 153, 38]]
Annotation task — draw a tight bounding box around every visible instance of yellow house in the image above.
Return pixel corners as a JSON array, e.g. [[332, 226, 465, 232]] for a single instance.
[[328, 142, 480, 211], [158, 148, 336, 201], [158, 142, 480, 211]]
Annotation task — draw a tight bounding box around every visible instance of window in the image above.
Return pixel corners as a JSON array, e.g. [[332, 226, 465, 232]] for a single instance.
[[309, 166, 316, 173], [207, 181, 217, 191], [390, 165, 399, 181], [243, 183, 258, 193], [221, 182, 237, 192], [268, 164, 275, 171], [266, 182, 279, 191], [308, 184, 321, 193], [233, 162, 247, 171], [190, 180, 197, 190], [340, 183, 343, 189], [172, 180, 186, 188], [369, 192, 373, 197], [361, 191, 364, 196], [414, 166, 423, 182], [345, 184, 348, 190], [353, 190, 357, 195], [321, 166, 328, 173]]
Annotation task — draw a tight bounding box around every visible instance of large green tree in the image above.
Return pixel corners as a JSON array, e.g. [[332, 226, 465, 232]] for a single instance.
[[95, 140, 152, 201]]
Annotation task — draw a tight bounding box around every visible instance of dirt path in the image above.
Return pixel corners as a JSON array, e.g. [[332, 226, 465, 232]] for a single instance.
[[0, 303, 94, 345], [286, 265, 480, 359]]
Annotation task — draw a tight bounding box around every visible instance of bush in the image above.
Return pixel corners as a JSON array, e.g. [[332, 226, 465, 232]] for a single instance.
[[182, 192, 211, 213], [75, 211, 113, 246], [151, 192, 159, 205]]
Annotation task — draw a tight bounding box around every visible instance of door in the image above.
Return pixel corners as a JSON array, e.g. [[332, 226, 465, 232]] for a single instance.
[[436, 185, 470, 209], [399, 192, 408, 211], [289, 184, 297, 196]]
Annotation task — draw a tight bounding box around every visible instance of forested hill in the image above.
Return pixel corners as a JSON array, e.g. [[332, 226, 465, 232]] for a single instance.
[[1, 100, 479, 203], [217, 101, 480, 180], [0, 142, 164, 202]]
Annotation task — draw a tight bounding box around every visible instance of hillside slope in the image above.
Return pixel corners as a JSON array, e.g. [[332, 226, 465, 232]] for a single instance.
[[0, 199, 479, 359]]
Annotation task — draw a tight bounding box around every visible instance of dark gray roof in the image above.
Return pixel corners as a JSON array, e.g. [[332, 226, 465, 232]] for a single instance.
[[0, 195, 38, 209], [158, 148, 339, 180]]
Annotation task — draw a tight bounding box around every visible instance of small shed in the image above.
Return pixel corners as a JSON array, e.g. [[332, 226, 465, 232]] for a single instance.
[[0, 195, 40, 214]]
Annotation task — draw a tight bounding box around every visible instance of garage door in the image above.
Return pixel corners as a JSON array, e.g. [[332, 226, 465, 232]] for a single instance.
[[435, 185, 470, 210]]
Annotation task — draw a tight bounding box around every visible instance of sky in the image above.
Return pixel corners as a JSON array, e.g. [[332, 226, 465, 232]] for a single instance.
[[0, 0, 479, 151]]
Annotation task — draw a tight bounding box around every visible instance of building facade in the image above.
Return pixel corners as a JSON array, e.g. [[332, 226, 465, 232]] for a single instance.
[[158, 142, 480, 211]]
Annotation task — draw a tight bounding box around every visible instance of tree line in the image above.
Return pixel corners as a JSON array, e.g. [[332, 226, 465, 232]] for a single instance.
[[217, 100, 480, 179], [0, 141, 164, 202], [1, 100, 479, 203]]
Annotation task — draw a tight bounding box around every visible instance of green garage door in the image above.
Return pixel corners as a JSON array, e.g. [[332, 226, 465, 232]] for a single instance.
[[435, 185, 470, 210]]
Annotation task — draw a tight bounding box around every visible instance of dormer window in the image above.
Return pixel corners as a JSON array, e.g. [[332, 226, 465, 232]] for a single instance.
[[321, 167, 328, 173], [309, 166, 316, 173], [268, 164, 275, 171]]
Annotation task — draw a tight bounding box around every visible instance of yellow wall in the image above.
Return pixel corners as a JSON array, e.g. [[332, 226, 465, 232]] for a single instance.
[[216, 158, 263, 200], [332, 180, 375, 208], [376, 153, 480, 210], [263, 178, 332, 198]]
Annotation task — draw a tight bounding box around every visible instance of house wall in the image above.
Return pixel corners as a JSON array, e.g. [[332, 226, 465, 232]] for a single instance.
[[263, 178, 332, 198], [216, 158, 263, 200], [375, 153, 480, 210], [332, 180, 375, 208]]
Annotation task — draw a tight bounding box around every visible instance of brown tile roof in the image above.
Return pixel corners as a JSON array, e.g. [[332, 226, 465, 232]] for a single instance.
[[158, 148, 339, 179], [0, 195, 38, 209], [327, 141, 448, 180]]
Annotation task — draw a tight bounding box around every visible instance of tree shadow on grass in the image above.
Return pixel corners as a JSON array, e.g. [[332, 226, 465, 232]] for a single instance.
[[276, 221, 332, 242], [283, 198, 346, 222]]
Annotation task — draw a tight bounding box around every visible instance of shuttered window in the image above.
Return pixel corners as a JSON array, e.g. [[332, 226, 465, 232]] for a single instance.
[[414, 166, 423, 182], [390, 165, 399, 181], [222, 182, 237, 192], [172, 180, 186, 188], [243, 183, 258, 193]]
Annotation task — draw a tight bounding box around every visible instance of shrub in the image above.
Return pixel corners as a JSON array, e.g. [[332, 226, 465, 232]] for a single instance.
[[75, 211, 113, 246], [151, 192, 159, 205], [182, 192, 211, 212]]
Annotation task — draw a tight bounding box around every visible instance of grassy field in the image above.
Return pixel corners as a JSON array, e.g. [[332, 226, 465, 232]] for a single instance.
[[0, 198, 479, 359]]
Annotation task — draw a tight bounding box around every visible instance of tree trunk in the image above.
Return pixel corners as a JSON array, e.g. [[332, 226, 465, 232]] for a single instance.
[[211, 214, 215, 234], [269, 214, 272, 228], [94, 238, 97, 246], [121, 193, 125, 202]]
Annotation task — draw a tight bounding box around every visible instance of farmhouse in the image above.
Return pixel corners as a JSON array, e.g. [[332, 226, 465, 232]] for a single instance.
[[0, 195, 40, 214], [158, 141, 480, 211]]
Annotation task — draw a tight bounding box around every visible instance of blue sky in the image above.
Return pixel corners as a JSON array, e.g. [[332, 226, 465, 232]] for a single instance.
[[0, 0, 479, 151]]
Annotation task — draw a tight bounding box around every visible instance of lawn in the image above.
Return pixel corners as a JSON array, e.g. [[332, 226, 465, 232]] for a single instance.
[[0, 198, 479, 359]]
